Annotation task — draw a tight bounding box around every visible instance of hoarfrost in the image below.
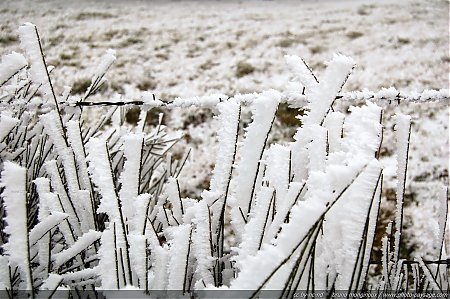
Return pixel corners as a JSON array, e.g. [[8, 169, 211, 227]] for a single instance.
[[0, 162, 32, 290], [206, 99, 240, 197], [53, 230, 101, 268], [165, 177, 183, 225], [230, 90, 280, 240], [264, 145, 290, 207], [60, 267, 98, 284], [86, 137, 121, 221], [94, 49, 116, 81], [284, 55, 318, 92], [191, 201, 214, 287], [129, 234, 148, 286], [235, 187, 274, 269], [0, 112, 19, 142], [0, 52, 27, 86], [119, 133, 143, 224], [18, 23, 52, 97], [39, 273, 63, 291], [167, 224, 192, 290], [98, 226, 118, 289], [142, 91, 163, 111], [302, 53, 354, 126], [29, 212, 68, 245]]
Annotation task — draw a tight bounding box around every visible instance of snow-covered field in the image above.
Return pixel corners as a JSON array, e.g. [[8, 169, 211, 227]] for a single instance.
[[1, 0, 448, 282], [1, 0, 448, 94]]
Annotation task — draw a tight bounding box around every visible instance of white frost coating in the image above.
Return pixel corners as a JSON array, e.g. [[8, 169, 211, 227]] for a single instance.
[[291, 54, 354, 182], [419, 89, 449, 102], [166, 177, 183, 224], [322, 160, 382, 290], [32, 178, 52, 217], [18, 23, 51, 96], [40, 110, 81, 225], [323, 111, 344, 153], [128, 234, 148, 285], [264, 145, 290, 210], [119, 133, 143, 223], [150, 245, 169, 290], [284, 55, 318, 92], [39, 273, 63, 291], [191, 202, 214, 287], [0, 52, 27, 85], [30, 213, 65, 273], [45, 160, 81, 237], [302, 53, 354, 127], [155, 205, 169, 230], [66, 120, 91, 191], [111, 220, 130, 288], [53, 230, 101, 268], [230, 90, 280, 240], [170, 94, 227, 108], [94, 49, 116, 80], [86, 137, 120, 221], [229, 159, 378, 290], [341, 89, 449, 103], [263, 182, 304, 245], [41, 113, 84, 225], [235, 187, 274, 270], [262, 253, 298, 291], [132, 194, 157, 245], [33, 177, 75, 244], [312, 102, 382, 290], [205, 99, 240, 198], [201, 99, 240, 238], [77, 190, 95, 233], [61, 267, 98, 283], [307, 125, 327, 172], [132, 193, 150, 233], [290, 148, 310, 185], [0, 162, 32, 290], [0, 112, 19, 142], [50, 149, 84, 235], [167, 224, 191, 290], [98, 226, 118, 289], [40, 111, 67, 154], [376, 87, 398, 99], [29, 212, 68, 245], [342, 102, 382, 158], [59, 149, 83, 219], [142, 91, 163, 111], [393, 113, 411, 263]]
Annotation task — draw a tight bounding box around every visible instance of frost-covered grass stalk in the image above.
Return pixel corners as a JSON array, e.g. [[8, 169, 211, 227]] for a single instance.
[[0, 23, 184, 297], [0, 23, 448, 297]]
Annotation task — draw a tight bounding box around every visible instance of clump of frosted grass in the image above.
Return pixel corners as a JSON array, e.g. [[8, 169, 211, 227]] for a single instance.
[[0, 23, 447, 297]]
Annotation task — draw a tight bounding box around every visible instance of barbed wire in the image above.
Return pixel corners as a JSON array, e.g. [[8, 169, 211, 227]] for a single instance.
[[369, 259, 450, 265], [72, 89, 449, 108]]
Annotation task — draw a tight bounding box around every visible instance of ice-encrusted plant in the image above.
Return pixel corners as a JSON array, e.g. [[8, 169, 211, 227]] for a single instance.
[[0, 23, 185, 297], [0, 23, 448, 297]]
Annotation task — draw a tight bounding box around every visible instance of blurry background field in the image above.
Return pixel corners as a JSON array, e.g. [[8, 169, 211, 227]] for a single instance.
[[1, 0, 447, 95], [1, 0, 448, 264]]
